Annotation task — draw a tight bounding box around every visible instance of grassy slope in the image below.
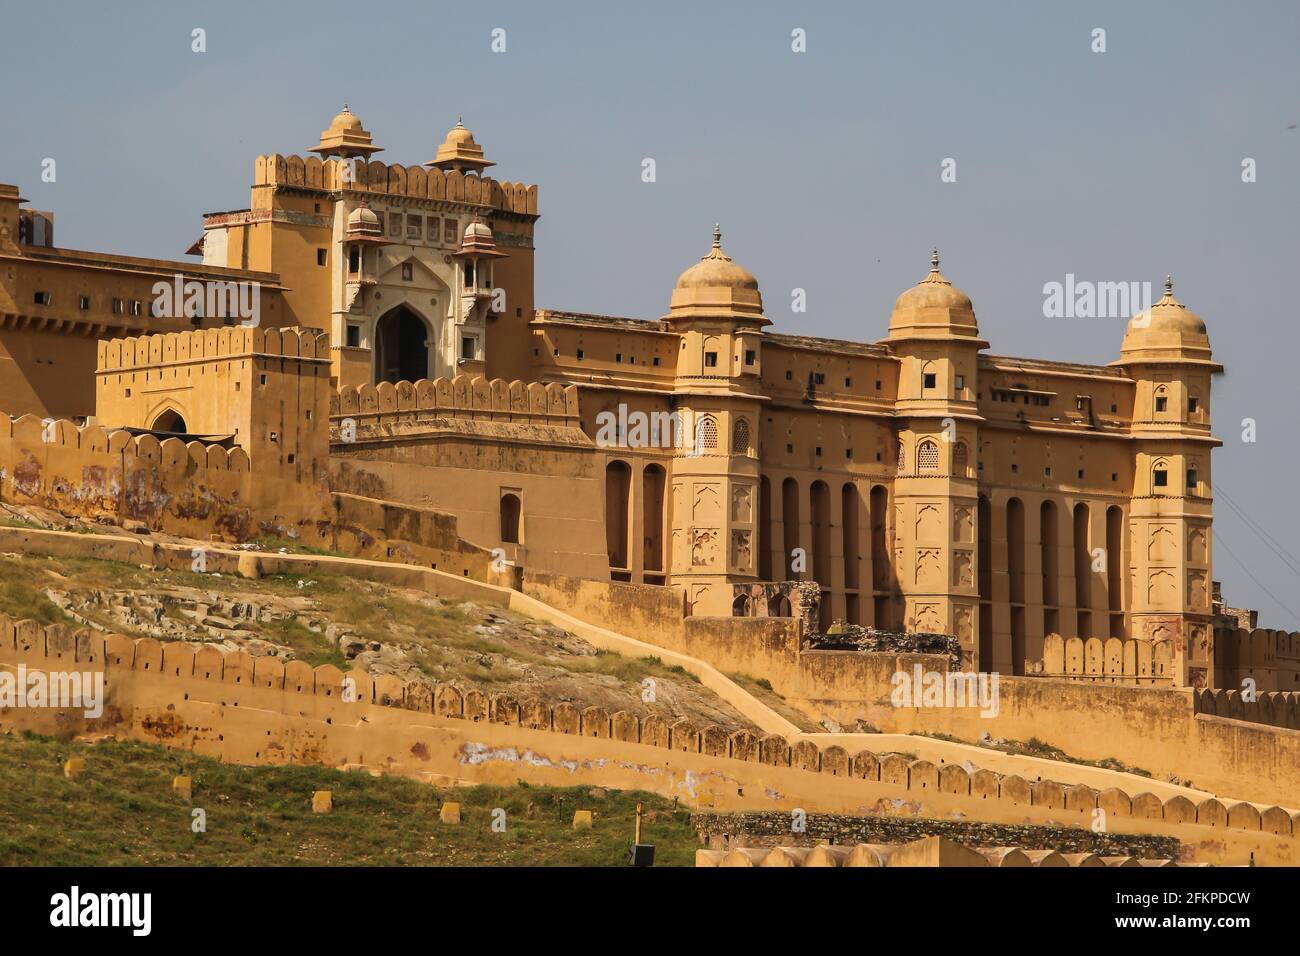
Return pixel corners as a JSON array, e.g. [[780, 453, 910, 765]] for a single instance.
[[0, 732, 698, 867]]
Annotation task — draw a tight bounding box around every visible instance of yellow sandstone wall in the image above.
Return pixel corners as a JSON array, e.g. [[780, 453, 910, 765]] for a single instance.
[[1, 615, 1296, 866]]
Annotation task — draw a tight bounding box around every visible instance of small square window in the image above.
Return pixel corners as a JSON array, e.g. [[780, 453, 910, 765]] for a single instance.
[[1188, 397, 1198, 413], [1186, 469, 1198, 490], [462, 337, 476, 360], [317, 249, 328, 266], [1154, 469, 1168, 488], [305, 410, 313, 421], [786, 443, 794, 453], [287, 453, 296, 464], [814, 372, 825, 385], [955, 375, 965, 389], [875, 380, 882, 390], [346, 325, 360, 347], [407, 215, 422, 239], [444, 219, 458, 245], [130, 300, 142, 315], [1045, 467, 1052, 477], [402, 262, 414, 281], [704, 351, 718, 368], [615, 353, 622, 363], [1011, 463, 1019, 474], [745, 350, 756, 366], [576, 348, 584, 360], [922, 372, 937, 389], [1155, 396, 1167, 412], [1077, 469, 1084, 479], [389, 213, 402, 237], [78, 296, 90, 310], [269, 431, 278, 443], [652, 357, 660, 367], [844, 376, 852, 387], [785, 370, 793, 380], [259, 374, 268, 386], [815, 446, 823, 457], [34, 291, 52, 305], [846, 447, 853, 459], [1111, 472, 1117, 482]]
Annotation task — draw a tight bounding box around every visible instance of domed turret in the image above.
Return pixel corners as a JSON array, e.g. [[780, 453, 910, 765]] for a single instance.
[[887, 249, 981, 342], [1117, 276, 1216, 365], [665, 225, 768, 326], [426, 118, 495, 172], [309, 103, 383, 158], [344, 200, 387, 243]]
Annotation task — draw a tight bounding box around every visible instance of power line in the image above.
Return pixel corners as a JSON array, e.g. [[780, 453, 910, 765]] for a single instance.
[[1212, 528, 1300, 628], [1212, 479, 1300, 577]]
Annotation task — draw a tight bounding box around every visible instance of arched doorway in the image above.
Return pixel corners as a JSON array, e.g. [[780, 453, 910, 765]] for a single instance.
[[374, 305, 431, 383], [150, 408, 187, 434]]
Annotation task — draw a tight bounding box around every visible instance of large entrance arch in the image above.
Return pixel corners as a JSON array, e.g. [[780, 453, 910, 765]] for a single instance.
[[374, 305, 431, 383], [150, 408, 188, 434]]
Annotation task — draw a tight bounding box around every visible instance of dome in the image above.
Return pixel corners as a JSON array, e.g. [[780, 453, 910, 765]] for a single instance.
[[886, 249, 982, 342], [674, 225, 759, 292], [310, 103, 382, 158], [344, 200, 387, 243], [427, 118, 494, 171], [1117, 277, 1214, 365], [463, 217, 492, 242], [330, 105, 363, 132], [664, 226, 768, 325]]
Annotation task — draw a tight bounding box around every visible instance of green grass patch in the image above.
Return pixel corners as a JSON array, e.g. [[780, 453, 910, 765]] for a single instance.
[[0, 732, 699, 866]]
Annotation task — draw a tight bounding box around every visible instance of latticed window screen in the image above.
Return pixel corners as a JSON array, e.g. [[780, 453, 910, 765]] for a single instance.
[[896, 440, 906, 472], [917, 440, 939, 472], [732, 417, 750, 454], [696, 415, 719, 452]]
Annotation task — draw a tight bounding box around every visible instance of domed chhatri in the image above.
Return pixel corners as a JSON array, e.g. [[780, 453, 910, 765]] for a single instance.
[[665, 225, 768, 325], [887, 249, 981, 341], [427, 118, 495, 172], [455, 213, 506, 258], [309, 103, 383, 159], [344, 199, 388, 243], [1117, 275, 1215, 365]]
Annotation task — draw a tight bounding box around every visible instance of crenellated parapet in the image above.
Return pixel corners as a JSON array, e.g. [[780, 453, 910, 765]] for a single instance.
[[1031, 634, 1174, 686], [97, 326, 330, 372], [254, 154, 538, 217], [330, 376, 580, 428]]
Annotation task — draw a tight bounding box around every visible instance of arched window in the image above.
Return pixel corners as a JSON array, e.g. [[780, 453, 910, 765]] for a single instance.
[[732, 594, 752, 617], [500, 493, 521, 544], [953, 441, 969, 476], [732, 417, 751, 455], [917, 439, 939, 473], [695, 414, 719, 453], [896, 439, 907, 473]]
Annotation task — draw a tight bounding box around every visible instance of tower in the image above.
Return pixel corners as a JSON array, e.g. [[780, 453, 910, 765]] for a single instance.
[[664, 227, 769, 615], [1112, 277, 1221, 687], [884, 251, 988, 666]]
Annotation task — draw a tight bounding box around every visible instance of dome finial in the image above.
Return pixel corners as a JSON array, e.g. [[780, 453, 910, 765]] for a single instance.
[[343, 101, 350, 112], [713, 223, 722, 249], [931, 248, 941, 272], [1165, 274, 1173, 296]]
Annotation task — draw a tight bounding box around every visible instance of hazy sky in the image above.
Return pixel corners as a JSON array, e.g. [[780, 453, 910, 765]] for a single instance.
[[3, 0, 1298, 626]]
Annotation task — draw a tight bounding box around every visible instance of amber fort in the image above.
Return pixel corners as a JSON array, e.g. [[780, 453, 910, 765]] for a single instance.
[[1, 106, 1298, 868]]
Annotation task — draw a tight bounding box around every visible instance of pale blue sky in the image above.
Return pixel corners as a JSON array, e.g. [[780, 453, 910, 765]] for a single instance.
[[3, 0, 1298, 625]]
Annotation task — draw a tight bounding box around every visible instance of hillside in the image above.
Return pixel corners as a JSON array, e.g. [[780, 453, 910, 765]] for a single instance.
[[0, 732, 698, 866]]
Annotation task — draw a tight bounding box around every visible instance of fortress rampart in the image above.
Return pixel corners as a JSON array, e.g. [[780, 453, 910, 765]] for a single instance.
[[2, 612, 1297, 865]]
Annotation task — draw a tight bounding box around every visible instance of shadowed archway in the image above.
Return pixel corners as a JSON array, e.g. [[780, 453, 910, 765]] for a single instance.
[[374, 305, 431, 383]]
